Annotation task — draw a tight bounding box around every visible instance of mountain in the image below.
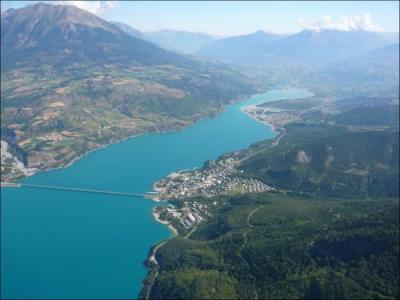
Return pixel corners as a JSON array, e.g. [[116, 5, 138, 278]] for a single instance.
[[304, 43, 400, 96], [111, 22, 217, 55], [198, 29, 398, 71], [242, 125, 399, 198], [266, 29, 399, 65], [198, 29, 399, 92], [1, 3, 197, 70], [144, 30, 216, 54], [238, 95, 400, 198], [1, 3, 258, 181], [198, 29, 398, 66], [197, 30, 284, 63], [110, 21, 144, 39], [335, 43, 399, 75]]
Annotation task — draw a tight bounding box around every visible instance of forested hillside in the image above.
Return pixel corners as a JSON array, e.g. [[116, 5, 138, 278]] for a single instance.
[[149, 193, 399, 299], [240, 125, 399, 198], [144, 94, 399, 300]]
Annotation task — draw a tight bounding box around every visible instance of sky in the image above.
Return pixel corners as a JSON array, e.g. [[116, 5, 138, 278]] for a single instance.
[[1, 1, 399, 36]]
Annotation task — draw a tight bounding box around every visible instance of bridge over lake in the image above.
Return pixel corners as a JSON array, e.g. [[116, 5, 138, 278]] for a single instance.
[[21, 184, 146, 198]]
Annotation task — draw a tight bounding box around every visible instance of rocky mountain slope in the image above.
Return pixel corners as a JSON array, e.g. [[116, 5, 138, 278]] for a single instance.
[[111, 22, 217, 55], [1, 3, 258, 181]]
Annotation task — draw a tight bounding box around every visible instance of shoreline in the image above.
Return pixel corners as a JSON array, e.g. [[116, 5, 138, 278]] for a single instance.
[[152, 210, 178, 236], [142, 94, 298, 298], [3, 89, 285, 184], [240, 105, 281, 135], [2, 126, 186, 184], [2, 102, 234, 184], [1, 135, 138, 184], [148, 101, 284, 232], [3, 88, 305, 299]]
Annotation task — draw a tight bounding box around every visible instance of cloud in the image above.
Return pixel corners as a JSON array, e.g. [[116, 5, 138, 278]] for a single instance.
[[263, 26, 278, 34], [56, 1, 117, 15], [297, 14, 383, 32]]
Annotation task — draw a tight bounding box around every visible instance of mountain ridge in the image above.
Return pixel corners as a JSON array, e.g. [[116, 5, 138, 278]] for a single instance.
[[110, 21, 217, 54], [1, 3, 258, 181], [197, 28, 399, 66], [197, 30, 284, 62], [1, 3, 197, 70]]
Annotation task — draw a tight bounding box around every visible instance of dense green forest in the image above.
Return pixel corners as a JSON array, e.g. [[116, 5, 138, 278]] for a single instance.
[[149, 193, 399, 299], [240, 125, 399, 198], [240, 104, 399, 199]]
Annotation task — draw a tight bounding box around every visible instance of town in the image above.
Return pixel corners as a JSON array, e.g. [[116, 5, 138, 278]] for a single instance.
[[152, 155, 275, 232], [154, 156, 274, 200]]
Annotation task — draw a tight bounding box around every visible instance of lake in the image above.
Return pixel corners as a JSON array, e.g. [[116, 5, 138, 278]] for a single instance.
[[1, 88, 312, 299]]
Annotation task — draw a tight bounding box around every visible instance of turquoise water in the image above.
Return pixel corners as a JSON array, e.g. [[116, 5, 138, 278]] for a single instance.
[[1, 88, 312, 299]]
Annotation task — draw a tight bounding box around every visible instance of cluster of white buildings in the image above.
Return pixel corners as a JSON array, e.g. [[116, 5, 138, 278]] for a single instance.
[[155, 201, 211, 230], [154, 155, 274, 201]]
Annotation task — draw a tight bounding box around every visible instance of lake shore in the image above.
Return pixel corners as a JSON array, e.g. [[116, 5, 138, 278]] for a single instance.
[[240, 105, 281, 135], [3, 90, 281, 185], [152, 210, 178, 236], [3, 88, 312, 299], [2, 100, 235, 184]]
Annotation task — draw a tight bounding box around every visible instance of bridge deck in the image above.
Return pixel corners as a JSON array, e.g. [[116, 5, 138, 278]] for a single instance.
[[21, 184, 145, 198]]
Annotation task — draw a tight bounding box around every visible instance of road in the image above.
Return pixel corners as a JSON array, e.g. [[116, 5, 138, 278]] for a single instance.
[[145, 221, 198, 299]]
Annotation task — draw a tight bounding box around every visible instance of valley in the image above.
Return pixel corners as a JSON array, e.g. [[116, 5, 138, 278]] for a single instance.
[[1, 3, 258, 182], [1, 2, 399, 300]]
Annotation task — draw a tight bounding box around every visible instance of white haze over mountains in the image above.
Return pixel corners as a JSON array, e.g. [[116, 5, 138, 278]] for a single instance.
[[11, 2, 390, 35], [298, 14, 383, 32], [56, 1, 117, 15]]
